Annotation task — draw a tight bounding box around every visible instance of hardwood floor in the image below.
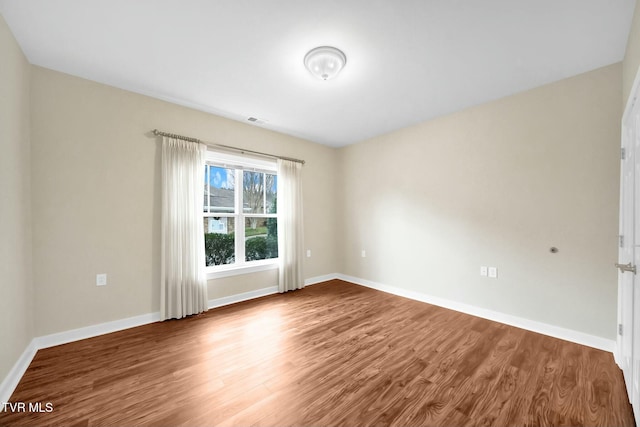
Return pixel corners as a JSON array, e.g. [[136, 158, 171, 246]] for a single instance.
[[0, 280, 634, 426]]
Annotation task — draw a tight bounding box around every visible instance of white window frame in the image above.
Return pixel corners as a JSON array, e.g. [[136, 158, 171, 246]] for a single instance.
[[204, 150, 278, 279]]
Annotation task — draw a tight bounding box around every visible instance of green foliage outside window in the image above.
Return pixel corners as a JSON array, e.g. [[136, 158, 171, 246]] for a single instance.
[[205, 222, 278, 265], [205, 233, 235, 266]]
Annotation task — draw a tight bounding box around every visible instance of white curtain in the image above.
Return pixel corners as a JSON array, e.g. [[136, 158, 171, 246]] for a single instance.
[[277, 159, 304, 292], [160, 137, 208, 320]]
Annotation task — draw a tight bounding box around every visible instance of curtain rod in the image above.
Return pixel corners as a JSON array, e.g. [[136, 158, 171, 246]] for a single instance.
[[151, 129, 305, 165]]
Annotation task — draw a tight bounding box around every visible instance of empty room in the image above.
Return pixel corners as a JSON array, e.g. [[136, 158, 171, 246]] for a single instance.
[[2, 1, 640, 426]]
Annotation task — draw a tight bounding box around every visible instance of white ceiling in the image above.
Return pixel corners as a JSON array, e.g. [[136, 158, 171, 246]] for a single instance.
[[0, 0, 635, 147]]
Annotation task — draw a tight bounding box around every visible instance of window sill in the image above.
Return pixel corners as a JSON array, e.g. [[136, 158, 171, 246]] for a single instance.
[[206, 260, 279, 280]]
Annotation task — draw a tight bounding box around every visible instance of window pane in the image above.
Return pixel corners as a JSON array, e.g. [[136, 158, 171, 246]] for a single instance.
[[206, 166, 235, 213], [243, 171, 265, 214], [266, 174, 277, 214], [203, 165, 209, 213], [245, 218, 278, 261], [204, 217, 235, 266]]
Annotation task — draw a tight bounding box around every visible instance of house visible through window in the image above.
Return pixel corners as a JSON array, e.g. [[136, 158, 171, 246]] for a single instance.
[[203, 151, 278, 273]]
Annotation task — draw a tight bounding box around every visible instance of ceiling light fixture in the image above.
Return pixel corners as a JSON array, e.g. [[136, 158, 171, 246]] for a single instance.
[[304, 46, 347, 81]]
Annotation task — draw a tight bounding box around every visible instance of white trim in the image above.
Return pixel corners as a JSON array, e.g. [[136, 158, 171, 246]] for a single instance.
[[32, 287, 290, 350], [207, 260, 278, 280], [207, 286, 278, 309], [623, 62, 640, 125], [206, 149, 277, 171], [615, 345, 623, 368], [336, 274, 616, 353], [0, 340, 37, 404], [34, 312, 162, 350], [616, 61, 640, 370], [305, 273, 339, 286], [205, 273, 337, 308]]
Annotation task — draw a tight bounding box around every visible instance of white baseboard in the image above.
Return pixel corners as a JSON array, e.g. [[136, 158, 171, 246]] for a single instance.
[[208, 286, 278, 309], [305, 273, 339, 286], [336, 273, 616, 353], [35, 312, 162, 350], [0, 340, 37, 404], [614, 340, 623, 368], [205, 273, 339, 308]]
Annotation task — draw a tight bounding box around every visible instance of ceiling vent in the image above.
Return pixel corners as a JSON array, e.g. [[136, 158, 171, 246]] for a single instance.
[[247, 117, 268, 125]]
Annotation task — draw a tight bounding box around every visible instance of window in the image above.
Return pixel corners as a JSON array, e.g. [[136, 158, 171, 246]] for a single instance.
[[203, 151, 278, 276]]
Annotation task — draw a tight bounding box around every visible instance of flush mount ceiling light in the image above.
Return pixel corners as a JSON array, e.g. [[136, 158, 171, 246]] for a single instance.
[[304, 46, 347, 81]]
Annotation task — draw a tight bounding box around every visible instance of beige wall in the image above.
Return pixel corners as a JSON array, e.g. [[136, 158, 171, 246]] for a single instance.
[[30, 67, 339, 336], [623, 1, 640, 106], [339, 63, 622, 340], [25, 61, 626, 340], [0, 16, 34, 381]]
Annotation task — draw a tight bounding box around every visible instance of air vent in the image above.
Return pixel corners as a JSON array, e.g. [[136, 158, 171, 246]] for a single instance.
[[247, 117, 268, 125]]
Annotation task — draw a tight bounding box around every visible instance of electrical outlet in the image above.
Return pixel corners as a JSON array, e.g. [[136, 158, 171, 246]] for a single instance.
[[96, 273, 107, 286], [488, 267, 498, 278], [306, 249, 311, 258], [361, 250, 366, 258], [480, 266, 488, 277]]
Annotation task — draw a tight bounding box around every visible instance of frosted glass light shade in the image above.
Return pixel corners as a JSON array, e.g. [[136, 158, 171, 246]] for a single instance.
[[304, 46, 347, 81]]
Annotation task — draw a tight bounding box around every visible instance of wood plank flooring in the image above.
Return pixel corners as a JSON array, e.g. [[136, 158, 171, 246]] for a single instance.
[[0, 280, 634, 426]]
